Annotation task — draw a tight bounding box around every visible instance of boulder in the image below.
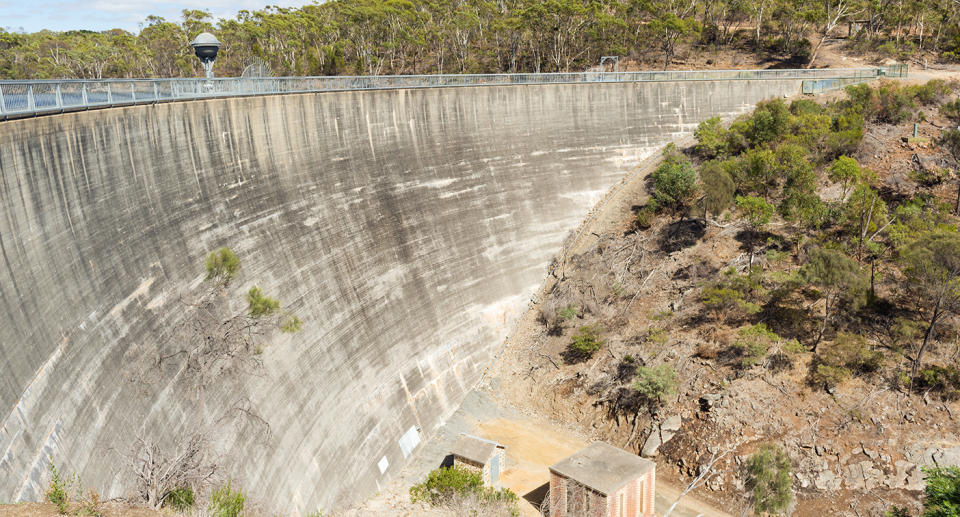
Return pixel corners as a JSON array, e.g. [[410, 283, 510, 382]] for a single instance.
[[641, 415, 682, 457]]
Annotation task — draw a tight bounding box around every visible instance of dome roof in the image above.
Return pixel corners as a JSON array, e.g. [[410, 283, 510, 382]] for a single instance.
[[190, 32, 221, 47]]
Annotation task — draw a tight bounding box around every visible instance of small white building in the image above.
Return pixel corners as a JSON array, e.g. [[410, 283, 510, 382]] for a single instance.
[[450, 433, 507, 485]]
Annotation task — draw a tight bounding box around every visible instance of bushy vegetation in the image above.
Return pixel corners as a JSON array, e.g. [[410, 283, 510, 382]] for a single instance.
[[684, 80, 960, 397], [46, 462, 70, 515], [209, 480, 245, 517], [731, 323, 781, 368], [5, 0, 959, 81], [163, 487, 195, 511], [567, 324, 604, 360], [745, 444, 793, 516], [409, 466, 519, 516], [205, 247, 241, 286], [811, 333, 882, 389], [888, 466, 960, 517], [634, 364, 678, 405]]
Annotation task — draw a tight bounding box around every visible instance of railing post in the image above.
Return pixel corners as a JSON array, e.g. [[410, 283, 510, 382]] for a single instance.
[[81, 83, 88, 106], [56, 84, 63, 110], [153, 82, 158, 102], [27, 85, 36, 112], [106, 83, 113, 105], [0, 85, 6, 115], [131, 83, 136, 104]]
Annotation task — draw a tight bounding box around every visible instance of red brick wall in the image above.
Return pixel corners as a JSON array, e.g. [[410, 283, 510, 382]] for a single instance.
[[550, 465, 655, 517]]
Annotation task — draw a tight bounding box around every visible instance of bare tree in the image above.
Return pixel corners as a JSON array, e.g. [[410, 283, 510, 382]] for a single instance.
[[663, 444, 737, 517], [808, 0, 862, 68], [122, 431, 218, 509]]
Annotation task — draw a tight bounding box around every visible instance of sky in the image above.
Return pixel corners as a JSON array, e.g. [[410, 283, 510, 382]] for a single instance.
[[0, 0, 311, 33]]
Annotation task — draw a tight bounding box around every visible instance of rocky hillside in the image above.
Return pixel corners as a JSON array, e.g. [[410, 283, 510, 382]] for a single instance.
[[492, 78, 960, 516]]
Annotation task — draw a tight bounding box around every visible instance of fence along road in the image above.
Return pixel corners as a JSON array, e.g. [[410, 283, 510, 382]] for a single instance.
[[0, 66, 906, 121]]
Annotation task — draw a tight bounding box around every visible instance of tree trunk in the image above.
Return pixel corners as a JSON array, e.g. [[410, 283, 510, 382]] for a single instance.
[[814, 293, 831, 352], [807, 34, 828, 69], [912, 299, 943, 381], [954, 179, 959, 214]]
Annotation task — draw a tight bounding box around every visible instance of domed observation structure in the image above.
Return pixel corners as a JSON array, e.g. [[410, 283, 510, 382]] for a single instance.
[[190, 32, 221, 79]]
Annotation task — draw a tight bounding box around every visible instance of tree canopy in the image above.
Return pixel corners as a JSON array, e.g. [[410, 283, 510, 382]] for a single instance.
[[2, 0, 959, 80]]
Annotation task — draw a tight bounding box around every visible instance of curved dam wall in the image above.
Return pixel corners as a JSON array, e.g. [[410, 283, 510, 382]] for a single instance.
[[0, 79, 801, 512]]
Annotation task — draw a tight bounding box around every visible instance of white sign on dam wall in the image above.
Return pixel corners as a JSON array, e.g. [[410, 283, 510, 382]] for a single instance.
[[0, 76, 835, 513]]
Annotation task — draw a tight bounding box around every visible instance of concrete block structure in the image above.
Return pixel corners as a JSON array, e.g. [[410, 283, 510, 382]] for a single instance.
[[451, 433, 507, 485], [549, 442, 656, 517], [0, 78, 818, 512]]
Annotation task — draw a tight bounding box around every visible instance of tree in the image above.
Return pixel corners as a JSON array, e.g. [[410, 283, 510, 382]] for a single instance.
[[651, 147, 700, 220], [694, 117, 729, 159], [745, 444, 793, 515], [735, 195, 775, 268], [828, 155, 862, 201], [842, 183, 893, 263], [899, 229, 960, 380], [939, 129, 960, 213], [800, 247, 867, 350], [700, 161, 736, 219], [808, 0, 861, 68]]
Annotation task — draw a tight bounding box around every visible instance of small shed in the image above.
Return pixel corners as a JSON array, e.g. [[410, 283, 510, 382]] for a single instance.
[[450, 433, 507, 485], [548, 442, 656, 517]]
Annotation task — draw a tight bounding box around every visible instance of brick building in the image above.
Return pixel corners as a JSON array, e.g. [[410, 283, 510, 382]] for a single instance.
[[450, 433, 507, 485], [548, 442, 656, 517]]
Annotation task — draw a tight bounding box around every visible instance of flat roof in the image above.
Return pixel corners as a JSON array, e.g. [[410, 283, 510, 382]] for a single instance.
[[451, 433, 505, 464], [549, 442, 655, 495]]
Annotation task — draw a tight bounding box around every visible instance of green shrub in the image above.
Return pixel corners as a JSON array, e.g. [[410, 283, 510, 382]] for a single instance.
[[634, 364, 678, 404], [812, 333, 882, 388], [646, 328, 668, 346], [790, 99, 821, 116], [568, 325, 604, 359], [558, 306, 578, 322], [694, 116, 729, 158], [745, 444, 793, 515], [700, 160, 736, 218], [209, 480, 245, 517], [921, 465, 960, 516], [747, 99, 791, 147], [635, 205, 655, 229], [164, 487, 194, 511], [941, 98, 960, 122], [281, 315, 303, 333], [205, 247, 241, 285], [651, 151, 699, 216], [410, 466, 518, 514], [906, 80, 951, 105], [916, 365, 960, 399], [828, 156, 861, 197], [732, 323, 781, 368], [46, 461, 69, 515], [410, 466, 483, 506], [247, 286, 280, 318]]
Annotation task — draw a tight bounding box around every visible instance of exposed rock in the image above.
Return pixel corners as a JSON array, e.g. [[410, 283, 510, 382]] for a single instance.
[[815, 469, 842, 491], [641, 415, 682, 457], [887, 460, 925, 491], [844, 461, 883, 490], [662, 414, 682, 432]]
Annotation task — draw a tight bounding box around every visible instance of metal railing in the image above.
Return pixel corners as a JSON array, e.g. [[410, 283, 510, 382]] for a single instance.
[[0, 66, 906, 120]]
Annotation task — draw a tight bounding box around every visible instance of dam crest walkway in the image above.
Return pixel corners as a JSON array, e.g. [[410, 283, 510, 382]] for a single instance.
[[0, 65, 905, 120]]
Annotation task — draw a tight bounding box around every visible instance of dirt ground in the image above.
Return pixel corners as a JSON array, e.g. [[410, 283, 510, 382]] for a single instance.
[[0, 502, 161, 517]]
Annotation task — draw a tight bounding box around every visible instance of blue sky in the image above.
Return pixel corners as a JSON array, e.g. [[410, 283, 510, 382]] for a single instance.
[[0, 0, 310, 33]]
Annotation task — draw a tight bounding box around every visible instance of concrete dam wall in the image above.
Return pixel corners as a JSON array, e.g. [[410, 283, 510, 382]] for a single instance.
[[0, 79, 802, 513]]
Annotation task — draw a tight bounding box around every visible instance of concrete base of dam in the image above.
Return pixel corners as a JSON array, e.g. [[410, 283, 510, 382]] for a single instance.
[[1, 78, 805, 513]]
